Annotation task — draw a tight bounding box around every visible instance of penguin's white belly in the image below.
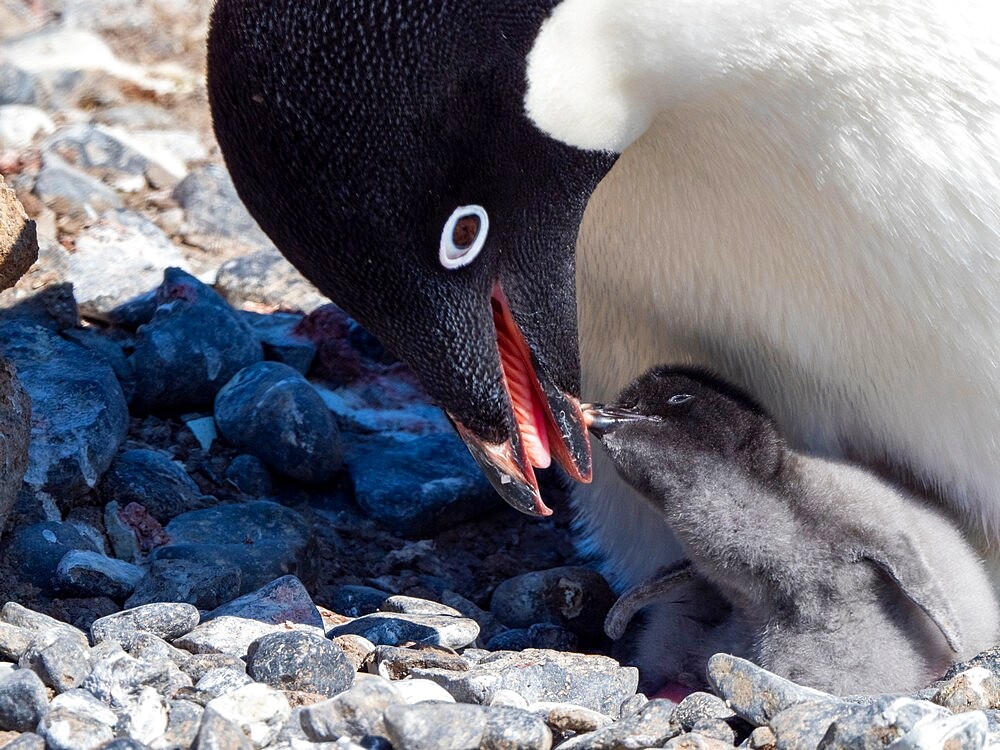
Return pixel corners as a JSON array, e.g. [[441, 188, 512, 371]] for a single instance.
[[574, 76, 1000, 588]]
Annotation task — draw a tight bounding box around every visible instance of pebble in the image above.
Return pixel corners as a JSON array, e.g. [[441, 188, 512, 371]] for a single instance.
[[171, 618, 289, 659], [126, 558, 243, 611], [91, 603, 201, 649], [395, 679, 457, 705], [328, 611, 480, 650], [3, 735, 45, 750], [152, 504, 317, 594], [486, 624, 579, 652], [183, 654, 247, 684], [118, 685, 169, 744], [1, 603, 89, 650], [557, 699, 678, 750], [126, 632, 190, 669], [42, 123, 148, 181], [706, 653, 836, 726], [55, 549, 145, 600], [671, 692, 735, 731], [326, 585, 390, 618], [662, 733, 734, 749], [0, 321, 128, 500], [194, 708, 254, 750], [382, 702, 486, 750], [49, 689, 117, 727], [2, 521, 99, 595], [344, 431, 502, 537], [172, 165, 272, 251], [893, 710, 989, 749], [691, 717, 736, 745], [0, 104, 54, 150], [490, 689, 530, 709], [205, 576, 324, 630], [489, 566, 614, 642], [82, 649, 184, 707], [0, 623, 31, 662], [18, 631, 92, 692], [374, 644, 469, 681], [0, 668, 48, 732], [224, 455, 273, 498], [33, 153, 123, 219], [214, 248, 329, 313], [332, 635, 376, 672], [299, 678, 402, 741], [411, 649, 638, 717], [529, 702, 613, 735], [239, 311, 317, 374], [99, 448, 212, 523], [104, 501, 143, 563], [246, 631, 355, 697], [36, 706, 114, 750], [196, 668, 254, 700], [159, 699, 204, 749], [933, 666, 1000, 712], [214, 361, 343, 483], [129, 268, 262, 412], [204, 683, 291, 749]]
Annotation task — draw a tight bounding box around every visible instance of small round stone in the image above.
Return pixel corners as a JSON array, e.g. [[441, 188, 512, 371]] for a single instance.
[[0, 668, 48, 731], [247, 631, 355, 697], [91, 603, 200, 648]]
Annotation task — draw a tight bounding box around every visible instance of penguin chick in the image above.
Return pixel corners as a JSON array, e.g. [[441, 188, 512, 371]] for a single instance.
[[587, 366, 1000, 695]]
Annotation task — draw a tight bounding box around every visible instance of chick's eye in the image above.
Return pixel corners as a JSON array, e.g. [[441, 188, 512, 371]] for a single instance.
[[440, 205, 489, 269], [668, 394, 693, 405]]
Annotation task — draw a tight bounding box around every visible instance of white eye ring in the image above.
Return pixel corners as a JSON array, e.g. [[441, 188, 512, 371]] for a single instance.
[[668, 394, 693, 405], [440, 205, 489, 269]]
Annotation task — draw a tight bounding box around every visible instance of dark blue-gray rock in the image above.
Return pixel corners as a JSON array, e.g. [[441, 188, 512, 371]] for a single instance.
[[485, 629, 533, 652], [347, 318, 395, 363], [214, 247, 329, 313], [60, 327, 134, 393], [299, 678, 403, 741], [671, 693, 734, 732], [106, 289, 160, 330], [224, 454, 272, 497], [706, 654, 837, 726], [125, 558, 242, 611], [99, 449, 212, 523], [0, 359, 30, 537], [159, 699, 204, 750], [524, 624, 578, 652], [374, 645, 469, 681], [56, 549, 145, 600], [412, 650, 638, 717], [691, 718, 737, 745], [556, 700, 678, 750], [239, 312, 316, 374], [172, 165, 271, 250], [328, 611, 479, 650], [42, 123, 148, 178], [214, 361, 342, 483], [66, 210, 190, 321], [33, 153, 123, 219], [37, 706, 114, 750], [0, 668, 48, 731], [129, 268, 262, 412], [0, 322, 128, 501], [0, 60, 39, 106], [345, 431, 503, 537], [246, 631, 355, 697], [196, 668, 253, 700], [192, 708, 253, 750], [91, 603, 200, 649], [383, 703, 487, 750], [151, 502, 317, 594], [1, 734, 45, 750], [205, 576, 323, 629], [490, 566, 614, 642], [18, 631, 92, 692], [661, 732, 734, 749], [441, 591, 507, 646], [326, 585, 390, 618], [2, 521, 99, 595]]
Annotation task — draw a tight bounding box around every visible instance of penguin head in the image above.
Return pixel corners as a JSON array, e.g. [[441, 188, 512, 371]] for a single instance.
[[207, 0, 619, 516], [585, 367, 785, 499]]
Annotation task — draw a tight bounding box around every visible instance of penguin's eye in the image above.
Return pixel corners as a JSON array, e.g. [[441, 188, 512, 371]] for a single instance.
[[440, 205, 489, 269], [668, 394, 694, 405]]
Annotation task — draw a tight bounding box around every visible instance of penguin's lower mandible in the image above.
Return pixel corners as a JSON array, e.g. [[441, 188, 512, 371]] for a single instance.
[[206, 0, 1000, 683]]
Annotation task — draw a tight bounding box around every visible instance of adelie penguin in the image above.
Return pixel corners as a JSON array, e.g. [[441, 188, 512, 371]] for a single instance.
[[207, 1, 1000, 679], [585, 367, 1000, 695]]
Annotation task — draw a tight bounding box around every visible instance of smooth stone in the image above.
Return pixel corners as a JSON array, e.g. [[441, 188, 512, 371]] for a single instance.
[[67, 210, 190, 320], [156, 699, 203, 750], [481, 706, 553, 750], [204, 683, 291, 749], [152, 504, 317, 594], [374, 645, 469, 681], [299, 678, 404, 741], [0, 322, 128, 500], [440, 591, 507, 646], [171, 618, 292, 658], [671, 692, 735, 731], [0, 603, 89, 649], [489, 690, 529, 709], [36, 707, 114, 750], [33, 153, 123, 219], [490, 567, 614, 642], [747, 726, 777, 749], [101, 741, 155, 750], [56, 550, 145, 600], [126, 558, 242, 611], [193, 708, 253, 750], [557, 700, 678, 750], [380, 596, 464, 617], [327, 611, 479, 650], [129, 268, 262, 412], [528, 703, 613, 735], [0, 668, 48, 732], [247, 631, 355, 697], [214, 361, 342, 483], [224, 455, 272, 498], [18, 631, 91, 692], [0, 104, 54, 150], [196, 668, 254, 700], [2, 521, 99, 595], [344, 431, 502, 537], [98, 449, 212, 523], [411, 649, 638, 717], [326, 585, 390, 618], [706, 653, 836, 726], [214, 248, 328, 313], [691, 718, 736, 745], [487, 624, 578, 652], [933, 666, 1000, 712], [382, 703, 487, 750], [91, 603, 201, 649], [239, 311, 316, 374], [395, 679, 456, 705], [205, 576, 324, 629], [172, 165, 271, 250]]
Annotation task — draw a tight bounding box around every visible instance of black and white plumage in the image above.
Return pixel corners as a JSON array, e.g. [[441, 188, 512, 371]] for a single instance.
[[587, 367, 1000, 695]]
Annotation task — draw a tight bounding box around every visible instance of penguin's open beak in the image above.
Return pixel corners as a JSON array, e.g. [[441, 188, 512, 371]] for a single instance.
[[449, 288, 592, 518], [582, 404, 654, 438]]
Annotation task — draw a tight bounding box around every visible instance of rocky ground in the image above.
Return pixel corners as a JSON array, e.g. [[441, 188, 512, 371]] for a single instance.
[[3, 1, 1000, 748]]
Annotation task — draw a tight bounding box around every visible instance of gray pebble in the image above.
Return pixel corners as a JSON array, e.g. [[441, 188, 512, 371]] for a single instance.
[[171, 618, 293, 658], [691, 717, 736, 745], [193, 707, 253, 750], [247, 630, 355, 697], [101, 740, 154, 750], [196, 668, 254, 700], [18, 631, 92, 692], [42, 123, 148, 178], [0, 622, 33, 661], [374, 644, 469, 681], [661, 733, 734, 749], [893, 710, 989, 749], [481, 705, 553, 750], [528, 702, 613, 735], [126, 633, 190, 670], [91, 603, 200, 649], [299, 678, 403, 741], [214, 361, 343, 483], [383, 703, 487, 750], [37, 706, 114, 750], [1, 603, 89, 649], [0, 668, 48, 731], [557, 699, 678, 750], [125, 558, 242, 612], [116, 685, 168, 744], [326, 585, 390, 618], [706, 653, 836, 726], [332, 635, 377, 672], [214, 248, 329, 313], [82, 650, 182, 708], [157, 699, 204, 750], [182, 655, 247, 684], [50, 688, 117, 726], [328, 611, 479, 650], [172, 165, 272, 249], [380, 596, 464, 617], [671, 692, 734, 731], [56, 549, 145, 601], [3, 521, 99, 595], [1, 734, 45, 750], [204, 683, 291, 749], [238, 311, 316, 375], [33, 153, 123, 218]]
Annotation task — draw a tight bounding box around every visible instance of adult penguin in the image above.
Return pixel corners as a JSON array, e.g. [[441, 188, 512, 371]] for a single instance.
[[207, 0, 1000, 649]]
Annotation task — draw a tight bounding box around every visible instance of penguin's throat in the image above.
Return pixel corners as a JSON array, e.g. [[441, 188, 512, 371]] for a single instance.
[[491, 289, 552, 471]]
